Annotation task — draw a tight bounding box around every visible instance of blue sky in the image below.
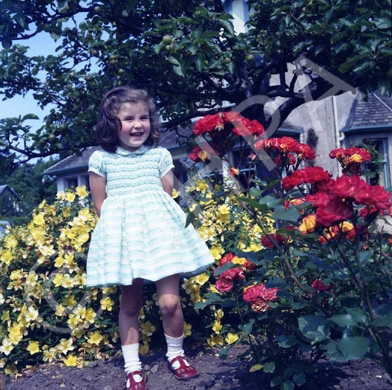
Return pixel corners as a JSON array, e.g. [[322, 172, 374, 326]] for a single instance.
[[0, 32, 58, 126]]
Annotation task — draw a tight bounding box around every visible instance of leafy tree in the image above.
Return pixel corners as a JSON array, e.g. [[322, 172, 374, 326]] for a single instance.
[[0, 0, 390, 166], [1, 158, 58, 215]]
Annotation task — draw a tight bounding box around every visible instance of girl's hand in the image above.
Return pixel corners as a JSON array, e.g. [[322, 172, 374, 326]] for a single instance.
[[161, 170, 174, 196], [89, 172, 107, 217]]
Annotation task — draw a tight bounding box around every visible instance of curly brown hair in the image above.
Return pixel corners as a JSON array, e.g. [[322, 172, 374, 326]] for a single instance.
[[96, 86, 160, 153]]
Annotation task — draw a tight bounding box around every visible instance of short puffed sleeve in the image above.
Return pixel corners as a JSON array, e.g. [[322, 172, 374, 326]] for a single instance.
[[88, 151, 106, 177], [159, 148, 174, 178]]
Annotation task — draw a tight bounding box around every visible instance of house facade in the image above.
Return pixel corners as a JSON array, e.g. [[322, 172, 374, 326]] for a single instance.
[[0, 185, 21, 217]]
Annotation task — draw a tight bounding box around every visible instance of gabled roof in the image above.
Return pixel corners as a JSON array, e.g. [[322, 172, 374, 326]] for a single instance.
[[43, 128, 194, 176], [343, 91, 392, 132], [0, 185, 21, 201]]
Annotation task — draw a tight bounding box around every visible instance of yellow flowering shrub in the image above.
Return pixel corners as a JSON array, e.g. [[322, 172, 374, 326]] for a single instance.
[[0, 180, 273, 374]]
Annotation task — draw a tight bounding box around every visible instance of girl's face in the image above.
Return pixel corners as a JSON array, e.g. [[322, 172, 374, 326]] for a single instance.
[[116, 102, 151, 151]]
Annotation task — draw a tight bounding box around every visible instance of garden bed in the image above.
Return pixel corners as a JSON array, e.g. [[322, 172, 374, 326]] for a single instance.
[[1, 345, 391, 390]]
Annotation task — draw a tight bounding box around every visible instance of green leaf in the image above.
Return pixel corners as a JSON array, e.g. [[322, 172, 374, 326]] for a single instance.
[[298, 315, 331, 342], [249, 187, 262, 198], [50, 32, 61, 41], [264, 362, 276, 373], [337, 336, 370, 360], [345, 308, 368, 324], [272, 206, 301, 222], [270, 376, 282, 387], [237, 197, 268, 211], [281, 380, 295, 390], [155, 41, 164, 55], [330, 314, 358, 327], [291, 301, 307, 310], [277, 334, 298, 348], [293, 372, 306, 386], [371, 303, 392, 326], [374, 17, 391, 29], [242, 319, 255, 336], [2, 37, 12, 49], [167, 56, 181, 66], [214, 261, 238, 276], [218, 19, 234, 35], [185, 211, 195, 228], [219, 347, 229, 360], [173, 65, 185, 77]]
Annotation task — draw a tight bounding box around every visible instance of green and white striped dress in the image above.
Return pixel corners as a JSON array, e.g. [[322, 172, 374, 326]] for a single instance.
[[86, 145, 214, 287]]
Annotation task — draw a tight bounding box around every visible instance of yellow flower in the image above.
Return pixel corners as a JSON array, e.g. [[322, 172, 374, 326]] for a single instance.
[[38, 199, 47, 208], [87, 331, 103, 346], [84, 308, 96, 323], [139, 343, 149, 355], [183, 322, 192, 338], [25, 307, 39, 322], [1, 249, 13, 265], [0, 338, 14, 356], [195, 180, 209, 194], [207, 334, 224, 348], [209, 245, 224, 260], [55, 304, 66, 316], [75, 185, 89, 199], [225, 333, 239, 344], [27, 341, 40, 355], [172, 189, 180, 199], [63, 295, 77, 307], [63, 354, 78, 367], [140, 321, 156, 336], [33, 213, 45, 226], [57, 191, 66, 200], [193, 273, 209, 286], [212, 320, 222, 334], [55, 255, 64, 268], [1, 310, 9, 322], [53, 274, 64, 288], [100, 297, 114, 311], [8, 323, 23, 345], [65, 192, 76, 202]]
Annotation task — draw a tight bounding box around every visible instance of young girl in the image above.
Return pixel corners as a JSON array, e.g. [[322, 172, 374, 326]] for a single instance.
[[87, 86, 215, 390]]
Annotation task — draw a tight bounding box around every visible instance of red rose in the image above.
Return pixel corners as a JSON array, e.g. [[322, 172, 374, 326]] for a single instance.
[[303, 167, 330, 184], [356, 184, 392, 211], [328, 174, 365, 201], [282, 170, 305, 191], [189, 146, 209, 162], [279, 137, 298, 152], [306, 192, 329, 207], [359, 207, 378, 220], [232, 118, 264, 137], [223, 111, 243, 125], [316, 199, 353, 227], [221, 267, 245, 280], [345, 147, 371, 162], [243, 284, 279, 312], [329, 148, 345, 159], [193, 114, 224, 135], [220, 253, 236, 267], [215, 278, 233, 292], [262, 233, 286, 248], [295, 143, 316, 160], [311, 279, 331, 292]]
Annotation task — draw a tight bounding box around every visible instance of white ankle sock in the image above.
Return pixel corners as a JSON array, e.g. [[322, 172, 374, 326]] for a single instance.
[[122, 343, 143, 382], [165, 333, 185, 364]]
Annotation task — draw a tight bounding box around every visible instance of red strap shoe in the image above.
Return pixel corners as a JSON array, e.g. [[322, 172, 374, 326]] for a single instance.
[[124, 371, 147, 390], [169, 356, 199, 380]]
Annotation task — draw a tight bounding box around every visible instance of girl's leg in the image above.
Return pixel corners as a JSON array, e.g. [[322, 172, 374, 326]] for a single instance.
[[156, 274, 199, 380], [119, 279, 144, 380], [156, 274, 184, 338]]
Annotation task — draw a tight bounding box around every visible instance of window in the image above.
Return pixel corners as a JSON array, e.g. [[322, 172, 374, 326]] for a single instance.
[[66, 177, 78, 189], [366, 139, 390, 189]]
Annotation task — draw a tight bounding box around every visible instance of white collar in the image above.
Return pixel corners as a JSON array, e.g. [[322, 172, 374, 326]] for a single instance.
[[115, 145, 150, 156]]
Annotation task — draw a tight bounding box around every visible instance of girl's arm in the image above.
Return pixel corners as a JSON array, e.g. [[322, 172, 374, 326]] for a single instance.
[[89, 172, 107, 217], [161, 170, 174, 196]]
